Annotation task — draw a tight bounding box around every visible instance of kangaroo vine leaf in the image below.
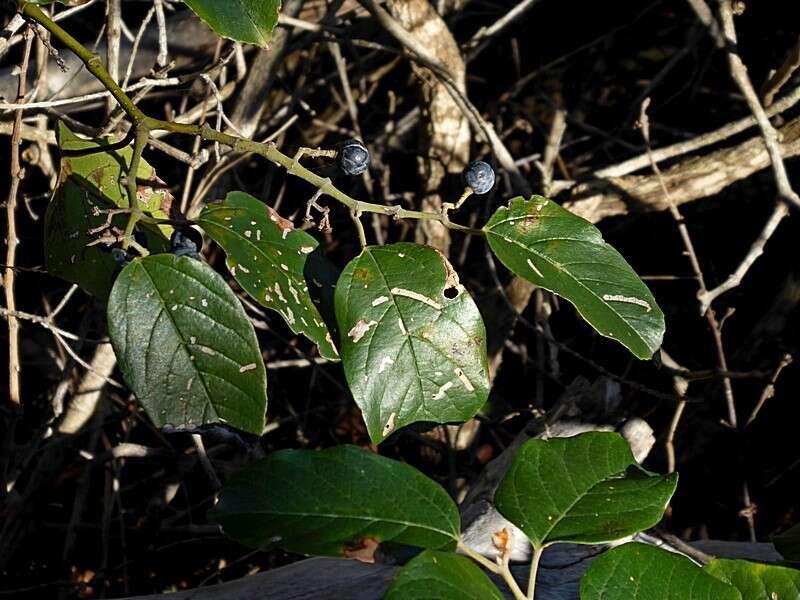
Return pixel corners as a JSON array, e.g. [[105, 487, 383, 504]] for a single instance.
[[334, 243, 489, 444], [198, 191, 338, 360], [495, 432, 677, 548], [484, 196, 664, 359], [45, 121, 172, 298], [385, 550, 503, 600], [208, 445, 460, 556], [182, 0, 281, 47], [107, 254, 267, 434], [705, 558, 800, 600], [581, 543, 741, 600]]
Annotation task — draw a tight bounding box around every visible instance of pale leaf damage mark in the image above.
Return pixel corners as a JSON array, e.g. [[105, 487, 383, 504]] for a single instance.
[[382, 412, 397, 437], [433, 381, 454, 400], [378, 356, 394, 373], [453, 367, 474, 391], [239, 363, 257, 373], [348, 319, 377, 343], [371, 295, 389, 307], [526, 258, 544, 278], [390, 287, 442, 310], [602, 294, 652, 312]]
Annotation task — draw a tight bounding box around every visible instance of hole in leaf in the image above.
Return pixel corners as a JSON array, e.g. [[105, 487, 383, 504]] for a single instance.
[[443, 286, 459, 300]]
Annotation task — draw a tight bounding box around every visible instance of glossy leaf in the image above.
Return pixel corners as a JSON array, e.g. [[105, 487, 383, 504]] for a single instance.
[[209, 445, 459, 556], [483, 196, 664, 359], [581, 543, 741, 600], [107, 254, 267, 434], [334, 243, 489, 443], [385, 550, 503, 600], [706, 558, 800, 600], [197, 191, 339, 360], [45, 122, 172, 298], [182, 0, 281, 47], [495, 432, 677, 548]]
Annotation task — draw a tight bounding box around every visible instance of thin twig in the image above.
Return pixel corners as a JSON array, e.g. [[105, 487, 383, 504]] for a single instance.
[[761, 34, 800, 107], [4, 28, 33, 408], [745, 353, 793, 427], [637, 97, 738, 428], [697, 202, 789, 313], [596, 84, 800, 178], [153, 0, 169, 68], [717, 0, 800, 209], [105, 0, 122, 115]]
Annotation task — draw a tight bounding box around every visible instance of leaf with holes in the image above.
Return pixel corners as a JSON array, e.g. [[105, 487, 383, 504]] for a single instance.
[[581, 543, 741, 600], [208, 445, 459, 556], [198, 191, 338, 360], [107, 254, 267, 434], [385, 550, 503, 600], [182, 0, 281, 47], [484, 196, 664, 359], [495, 432, 677, 549], [334, 243, 489, 444], [45, 121, 172, 298], [705, 558, 800, 600]]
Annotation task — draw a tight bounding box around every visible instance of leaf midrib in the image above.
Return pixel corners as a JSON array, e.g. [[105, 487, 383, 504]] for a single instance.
[[227, 509, 458, 541]]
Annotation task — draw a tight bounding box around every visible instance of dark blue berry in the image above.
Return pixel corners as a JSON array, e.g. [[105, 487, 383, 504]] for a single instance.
[[111, 247, 132, 267], [463, 160, 495, 195], [170, 229, 201, 259], [337, 139, 370, 176]]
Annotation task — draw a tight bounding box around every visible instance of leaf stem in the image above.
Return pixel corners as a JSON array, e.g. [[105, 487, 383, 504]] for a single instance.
[[526, 545, 544, 600], [457, 541, 501, 574], [457, 541, 527, 600]]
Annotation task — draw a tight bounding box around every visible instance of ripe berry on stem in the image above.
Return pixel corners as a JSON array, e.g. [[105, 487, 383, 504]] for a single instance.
[[170, 229, 202, 260], [336, 139, 370, 176], [462, 160, 495, 195]]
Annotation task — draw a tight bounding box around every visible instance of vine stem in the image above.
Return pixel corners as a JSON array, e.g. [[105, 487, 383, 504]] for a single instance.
[[457, 541, 527, 600], [19, 1, 484, 243], [526, 545, 544, 600]]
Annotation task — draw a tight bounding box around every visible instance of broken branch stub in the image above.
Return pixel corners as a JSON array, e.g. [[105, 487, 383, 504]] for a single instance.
[[484, 196, 665, 360], [334, 242, 490, 443]]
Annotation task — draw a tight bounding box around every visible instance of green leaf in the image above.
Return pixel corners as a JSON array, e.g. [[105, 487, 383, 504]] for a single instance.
[[706, 558, 800, 600], [197, 191, 339, 360], [774, 523, 800, 563], [495, 432, 677, 548], [483, 196, 664, 359], [182, 0, 281, 47], [334, 243, 490, 444], [208, 445, 460, 556], [107, 254, 267, 434], [385, 550, 503, 600], [45, 122, 172, 298], [581, 543, 741, 600]]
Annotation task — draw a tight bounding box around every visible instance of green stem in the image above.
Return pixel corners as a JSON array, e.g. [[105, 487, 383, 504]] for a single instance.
[[456, 541, 501, 574], [457, 541, 526, 600], [20, 2, 484, 239], [527, 545, 544, 600]]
